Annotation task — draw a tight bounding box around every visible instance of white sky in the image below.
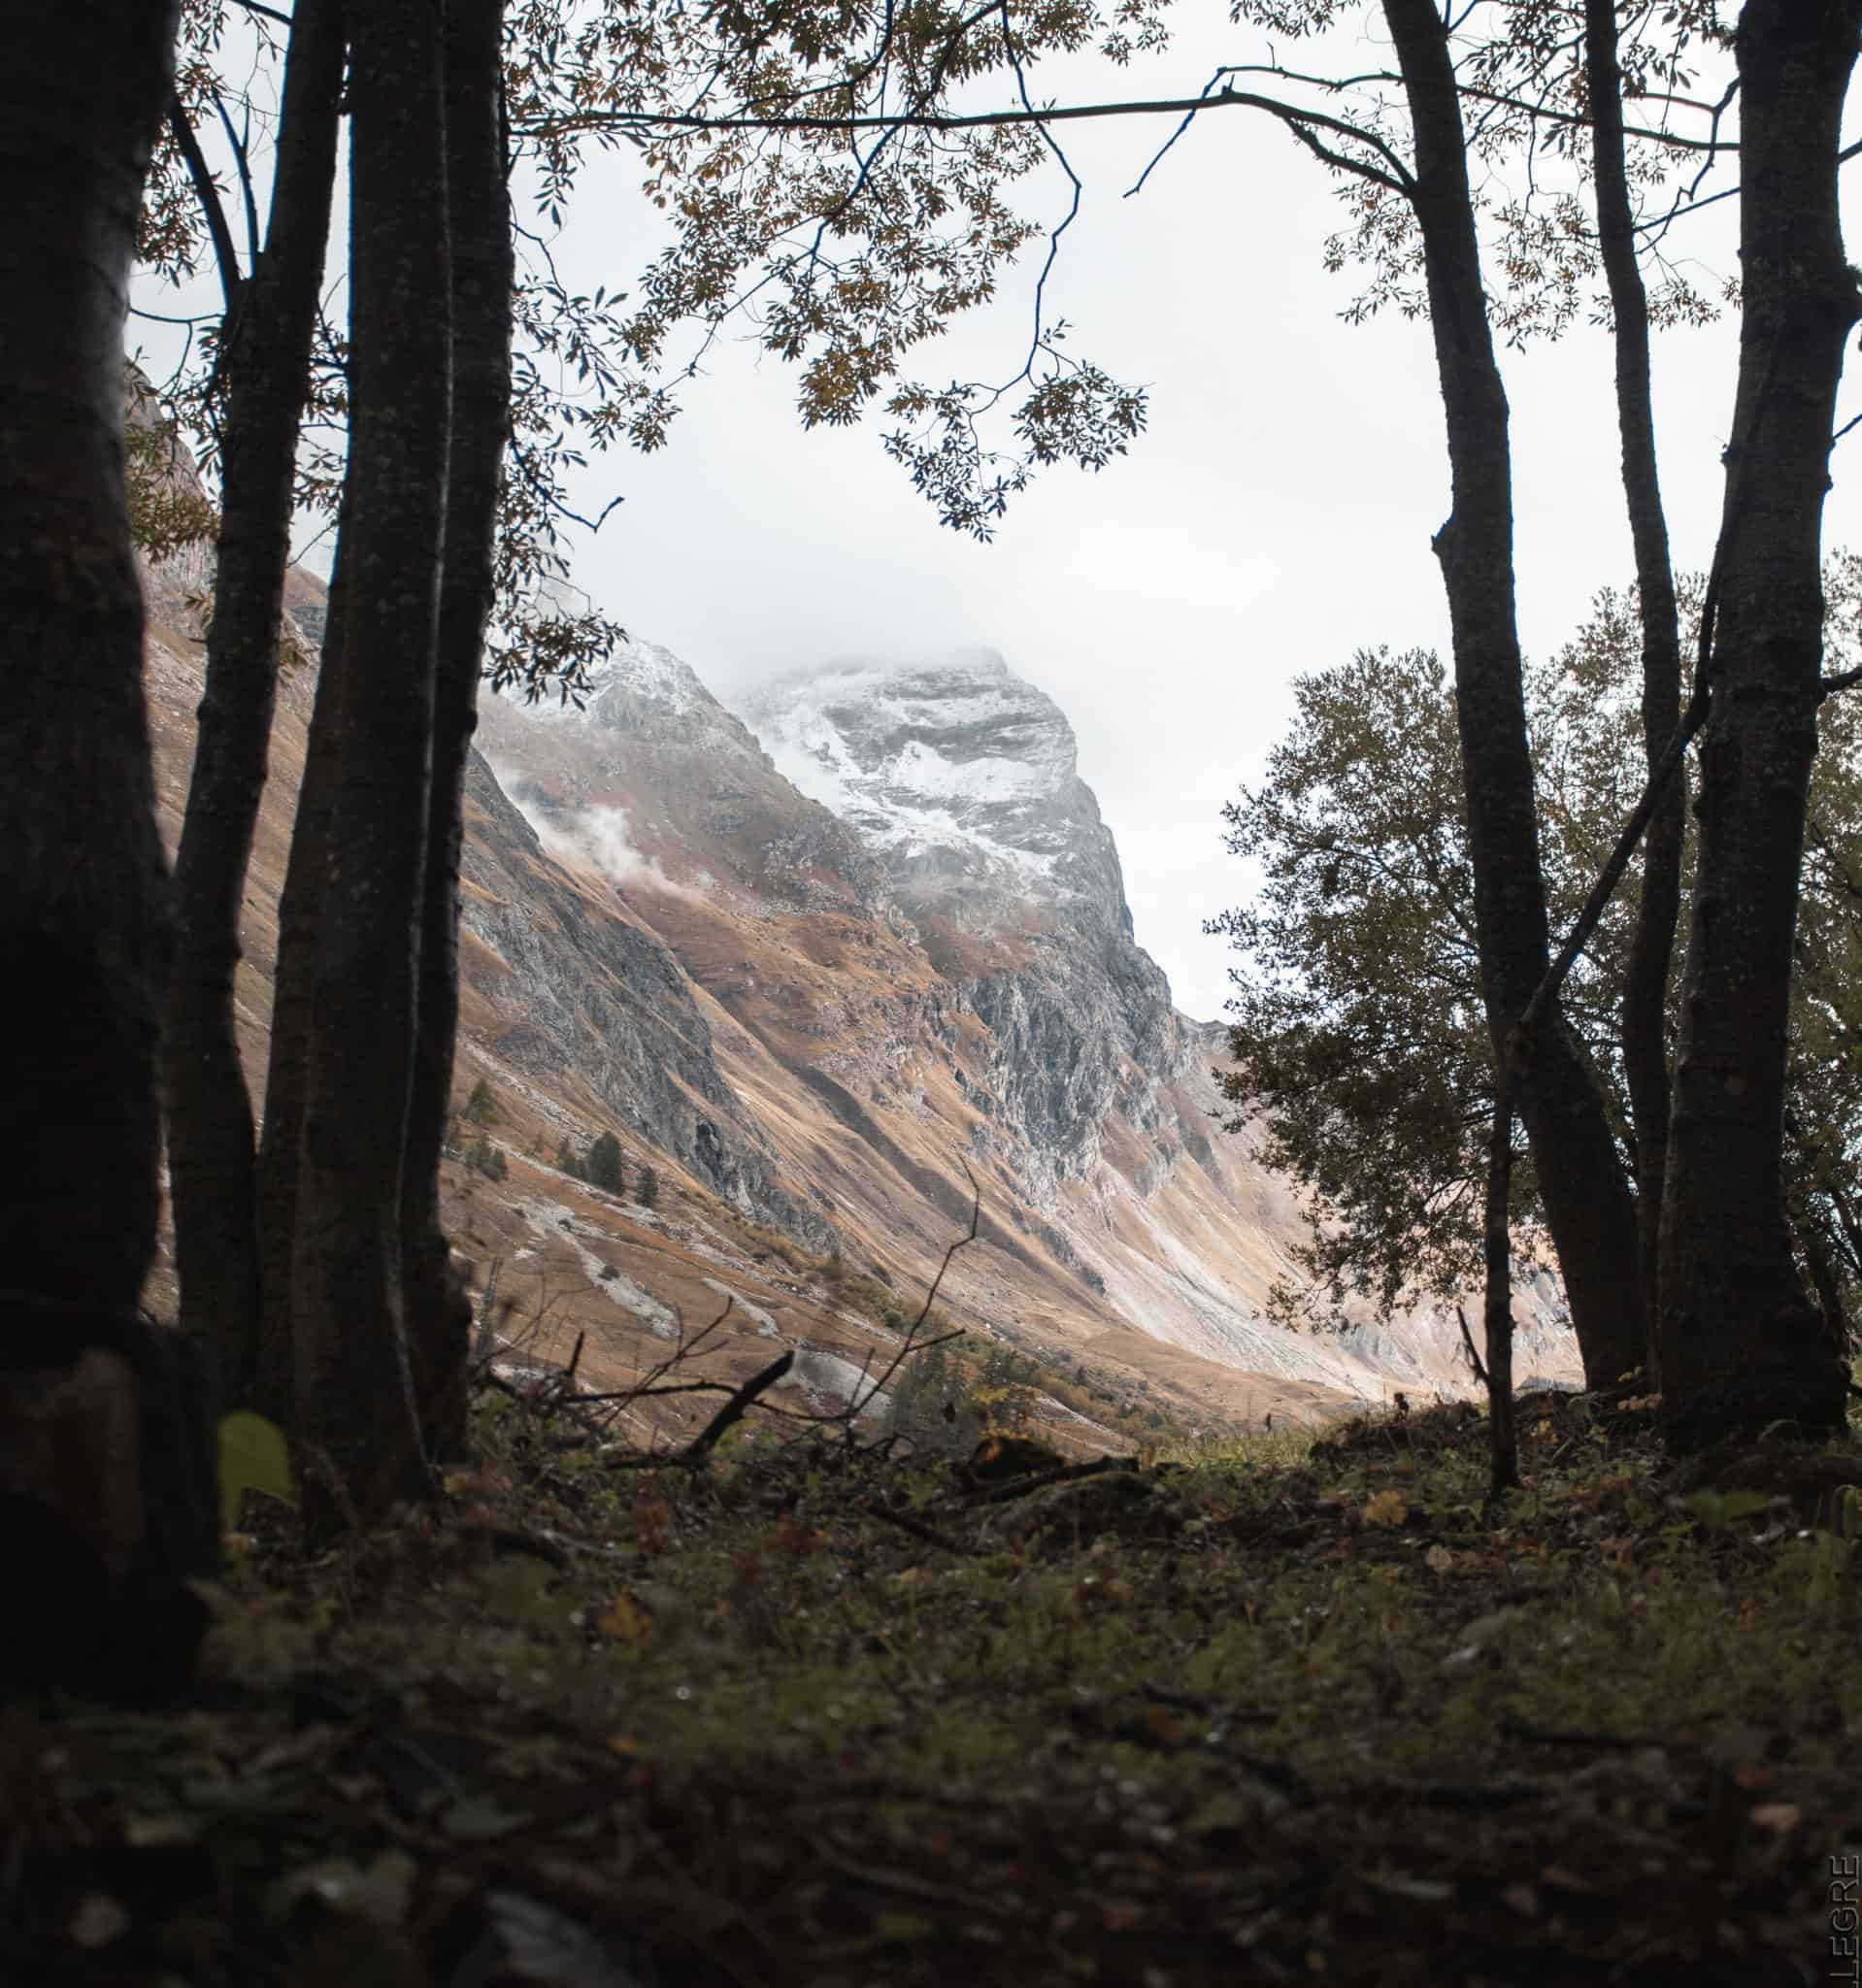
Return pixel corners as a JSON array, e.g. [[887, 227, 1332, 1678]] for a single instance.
[[136, 9, 1862, 1025]]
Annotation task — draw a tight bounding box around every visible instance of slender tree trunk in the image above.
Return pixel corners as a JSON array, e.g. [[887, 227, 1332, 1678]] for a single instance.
[[1657, 0, 1861, 1450], [290, 0, 451, 1517], [1584, 0, 1684, 1366], [402, 0, 512, 1464], [165, 0, 346, 1405], [1382, 0, 1644, 1390], [255, 527, 349, 1424], [1, 3, 179, 1329]]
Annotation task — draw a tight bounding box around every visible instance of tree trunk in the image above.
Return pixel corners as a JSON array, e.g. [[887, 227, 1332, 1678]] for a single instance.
[[402, 0, 512, 1465], [0, 3, 179, 1332], [290, 0, 451, 1518], [1584, 0, 1684, 1366], [1382, 0, 1644, 1390], [0, 3, 226, 1696], [1657, 0, 1861, 1450], [165, 0, 346, 1405], [255, 526, 349, 1424]]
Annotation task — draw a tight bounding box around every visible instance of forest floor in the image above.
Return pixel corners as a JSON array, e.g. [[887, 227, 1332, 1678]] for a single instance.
[[6, 1377, 1862, 1986]]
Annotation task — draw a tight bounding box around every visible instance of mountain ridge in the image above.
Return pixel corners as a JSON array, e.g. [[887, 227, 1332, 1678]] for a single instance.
[[136, 510, 1579, 1446]]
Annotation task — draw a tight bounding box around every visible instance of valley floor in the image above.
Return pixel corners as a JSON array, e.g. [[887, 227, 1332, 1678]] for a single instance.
[[5, 1387, 1861, 1985]]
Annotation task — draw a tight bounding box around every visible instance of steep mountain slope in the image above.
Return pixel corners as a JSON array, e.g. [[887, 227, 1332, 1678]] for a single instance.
[[138, 502, 1578, 1447]]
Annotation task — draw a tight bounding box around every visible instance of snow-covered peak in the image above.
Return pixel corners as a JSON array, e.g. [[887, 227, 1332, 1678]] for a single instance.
[[732, 650, 1121, 914], [515, 633, 766, 766], [519, 635, 711, 723]]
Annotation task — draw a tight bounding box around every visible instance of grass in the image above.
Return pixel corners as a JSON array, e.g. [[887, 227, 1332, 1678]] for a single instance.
[[6, 1385, 1862, 1984]]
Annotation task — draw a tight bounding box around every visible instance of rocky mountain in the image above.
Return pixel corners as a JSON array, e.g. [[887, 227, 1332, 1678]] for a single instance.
[[138, 498, 1579, 1449]]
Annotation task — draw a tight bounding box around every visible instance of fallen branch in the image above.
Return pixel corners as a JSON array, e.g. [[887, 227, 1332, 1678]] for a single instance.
[[862, 1499, 975, 1555], [957, 1454, 1138, 1508], [679, 1349, 794, 1460], [1455, 1305, 1489, 1389]]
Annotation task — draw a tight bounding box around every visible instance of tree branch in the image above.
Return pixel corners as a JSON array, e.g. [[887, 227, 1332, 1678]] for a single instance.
[[521, 86, 1416, 190], [167, 93, 244, 318]]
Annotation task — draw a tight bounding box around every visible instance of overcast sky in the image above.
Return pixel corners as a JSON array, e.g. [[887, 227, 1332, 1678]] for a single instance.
[[138, 9, 1862, 1024], [535, 12, 1862, 1022]]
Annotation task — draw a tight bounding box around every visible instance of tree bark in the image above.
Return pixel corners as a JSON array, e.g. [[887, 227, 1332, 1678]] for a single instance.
[[255, 522, 349, 1424], [0, 2, 179, 1329], [1584, 0, 1684, 1365], [1382, 0, 1644, 1390], [0, 5, 227, 1695], [165, 0, 346, 1405], [402, 0, 513, 1465], [289, 0, 451, 1518], [1657, 0, 1862, 1450]]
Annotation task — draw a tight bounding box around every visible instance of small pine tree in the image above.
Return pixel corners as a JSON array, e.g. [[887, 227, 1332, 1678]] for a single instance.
[[634, 1164, 660, 1209], [464, 1077, 500, 1126], [554, 1137, 584, 1178], [469, 1136, 507, 1180], [585, 1132, 625, 1193]]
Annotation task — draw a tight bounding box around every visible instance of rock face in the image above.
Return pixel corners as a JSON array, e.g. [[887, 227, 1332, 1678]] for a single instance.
[[738, 653, 1183, 1194], [469, 636, 1577, 1407]]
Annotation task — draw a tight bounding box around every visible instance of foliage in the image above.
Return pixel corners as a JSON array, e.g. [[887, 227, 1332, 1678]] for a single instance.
[[554, 1136, 586, 1179], [502, 0, 1176, 536], [124, 396, 220, 566], [463, 1078, 501, 1127], [468, 1137, 510, 1182], [13, 1381, 1862, 1983], [583, 1130, 625, 1193], [633, 1163, 660, 1209], [135, 0, 633, 707], [1214, 567, 1862, 1328]]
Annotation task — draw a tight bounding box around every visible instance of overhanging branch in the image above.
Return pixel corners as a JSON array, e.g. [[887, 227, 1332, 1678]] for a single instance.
[[520, 85, 1416, 190]]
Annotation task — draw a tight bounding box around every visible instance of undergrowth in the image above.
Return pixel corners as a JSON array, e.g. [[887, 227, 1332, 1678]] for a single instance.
[[6, 1388, 1862, 1984]]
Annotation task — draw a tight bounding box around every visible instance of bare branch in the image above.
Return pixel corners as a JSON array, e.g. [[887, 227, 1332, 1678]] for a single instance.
[[166, 93, 244, 317]]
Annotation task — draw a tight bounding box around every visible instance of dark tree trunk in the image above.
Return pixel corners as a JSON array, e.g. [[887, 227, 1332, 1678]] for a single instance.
[[290, 0, 451, 1517], [165, 0, 346, 1405], [0, 3, 223, 1697], [1657, 0, 1861, 1450], [1, 2, 178, 1334], [402, 0, 512, 1465], [1382, 0, 1644, 1390], [255, 527, 349, 1425], [1584, 0, 1684, 1365]]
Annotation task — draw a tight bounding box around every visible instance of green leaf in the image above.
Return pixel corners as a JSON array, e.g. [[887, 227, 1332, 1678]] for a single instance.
[[219, 1410, 297, 1533]]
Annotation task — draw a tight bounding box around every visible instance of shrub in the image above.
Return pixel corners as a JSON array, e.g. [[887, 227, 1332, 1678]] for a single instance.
[[634, 1164, 660, 1209], [464, 1078, 500, 1126], [468, 1137, 508, 1181], [554, 1138, 585, 1180]]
